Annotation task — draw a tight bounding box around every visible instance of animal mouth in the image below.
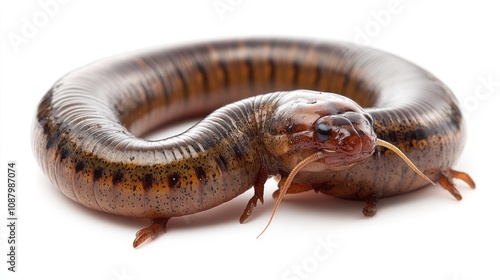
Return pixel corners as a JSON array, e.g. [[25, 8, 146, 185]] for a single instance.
[[319, 146, 373, 168]]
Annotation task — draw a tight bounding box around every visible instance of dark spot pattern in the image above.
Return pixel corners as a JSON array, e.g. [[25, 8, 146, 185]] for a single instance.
[[75, 160, 85, 173], [60, 147, 70, 162], [112, 170, 124, 185], [196, 62, 210, 92], [168, 172, 181, 189], [45, 133, 59, 150], [216, 155, 228, 172], [388, 131, 398, 142], [143, 174, 154, 190], [31, 38, 468, 220], [405, 128, 427, 142], [218, 58, 230, 90], [174, 64, 189, 97], [93, 167, 104, 182], [245, 58, 254, 83], [37, 116, 48, 132], [232, 144, 244, 159], [292, 60, 300, 85], [194, 166, 207, 183], [268, 58, 276, 83]]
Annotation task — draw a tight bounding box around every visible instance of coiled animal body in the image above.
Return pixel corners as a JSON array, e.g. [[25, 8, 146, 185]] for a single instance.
[[32, 39, 474, 247]]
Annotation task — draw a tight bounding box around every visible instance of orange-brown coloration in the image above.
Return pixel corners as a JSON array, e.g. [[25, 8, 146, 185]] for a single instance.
[[32, 39, 474, 247]]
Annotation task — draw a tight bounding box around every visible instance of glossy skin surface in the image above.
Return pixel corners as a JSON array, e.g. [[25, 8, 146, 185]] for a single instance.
[[32, 39, 474, 247]]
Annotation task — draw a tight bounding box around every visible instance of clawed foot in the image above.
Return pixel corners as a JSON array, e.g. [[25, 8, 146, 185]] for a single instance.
[[239, 169, 267, 223], [132, 170, 475, 247], [133, 218, 170, 248], [239, 184, 264, 223], [240, 185, 264, 224], [438, 169, 476, 200], [360, 168, 475, 217]]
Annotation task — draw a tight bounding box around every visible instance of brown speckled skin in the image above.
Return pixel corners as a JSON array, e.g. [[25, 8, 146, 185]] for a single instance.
[[33, 39, 466, 220]]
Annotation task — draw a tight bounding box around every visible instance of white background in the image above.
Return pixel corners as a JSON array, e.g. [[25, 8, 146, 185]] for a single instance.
[[1, 1, 499, 280]]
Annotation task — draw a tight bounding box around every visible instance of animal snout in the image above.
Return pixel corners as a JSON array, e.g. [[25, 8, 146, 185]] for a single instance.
[[330, 116, 361, 154]]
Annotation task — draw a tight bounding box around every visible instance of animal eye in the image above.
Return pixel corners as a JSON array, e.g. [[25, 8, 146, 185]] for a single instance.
[[315, 122, 332, 142]]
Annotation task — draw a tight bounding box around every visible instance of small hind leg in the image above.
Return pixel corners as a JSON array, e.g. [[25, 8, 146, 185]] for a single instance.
[[362, 195, 380, 217], [133, 218, 170, 248], [360, 169, 475, 217], [438, 169, 476, 200]]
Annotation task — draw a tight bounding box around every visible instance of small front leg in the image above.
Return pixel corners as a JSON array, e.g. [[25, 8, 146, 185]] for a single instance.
[[239, 168, 268, 223]]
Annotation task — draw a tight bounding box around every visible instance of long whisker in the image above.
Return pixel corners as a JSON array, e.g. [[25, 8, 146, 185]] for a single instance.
[[376, 139, 436, 186], [257, 139, 434, 238], [256, 151, 326, 239]]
